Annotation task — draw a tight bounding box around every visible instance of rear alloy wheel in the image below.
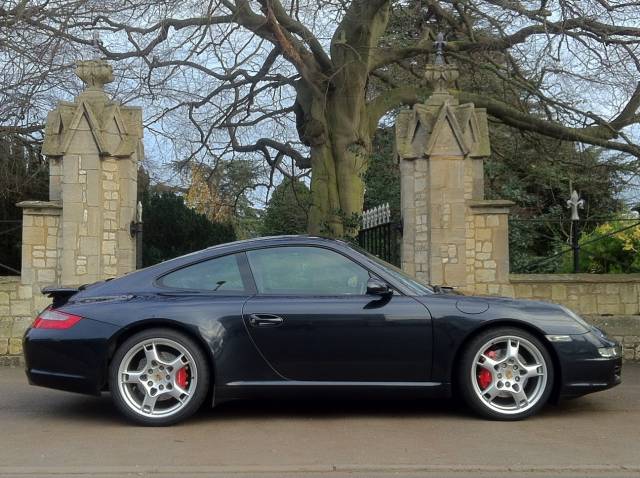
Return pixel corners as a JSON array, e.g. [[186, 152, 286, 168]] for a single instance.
[[109, 328, 209, 426], [459, 327, 554, 420]]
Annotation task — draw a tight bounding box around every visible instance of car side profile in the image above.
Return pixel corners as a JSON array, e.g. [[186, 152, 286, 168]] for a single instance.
[[23, 236, 622, 426]]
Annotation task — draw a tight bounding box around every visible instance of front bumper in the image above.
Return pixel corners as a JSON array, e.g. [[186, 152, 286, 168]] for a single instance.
[[553, 328, 622, 399], [23, 317, 119, 396]]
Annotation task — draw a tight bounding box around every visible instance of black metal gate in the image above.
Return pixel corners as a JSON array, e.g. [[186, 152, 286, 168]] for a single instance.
[[357, 203, 402, 266], [0, 220, 22, 275]]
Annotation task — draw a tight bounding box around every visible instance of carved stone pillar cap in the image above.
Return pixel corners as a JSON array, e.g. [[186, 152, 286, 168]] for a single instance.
[[424, 63, 459, 94], [75, 60, 114, 91]]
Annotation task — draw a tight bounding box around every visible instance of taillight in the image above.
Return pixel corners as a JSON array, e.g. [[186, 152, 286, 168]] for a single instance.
[[32, 308, 83, 330]]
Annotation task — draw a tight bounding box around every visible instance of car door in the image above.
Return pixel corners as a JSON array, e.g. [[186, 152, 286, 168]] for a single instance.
[[242, 245, 433, 382]]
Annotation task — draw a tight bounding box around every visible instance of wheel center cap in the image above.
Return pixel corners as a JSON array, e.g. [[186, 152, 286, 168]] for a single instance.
[[505, 369, 514, 380], [154, 371, 164, 382]]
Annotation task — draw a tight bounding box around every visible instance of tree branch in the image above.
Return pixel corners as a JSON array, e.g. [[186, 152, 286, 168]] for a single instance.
[[0, 125, 43, 135], [228, 127, 311, 169], [367, 85, 429, 132], [459, 90, 640, 157], [259, 0, 333, 72], [367, 85, 640, 157]]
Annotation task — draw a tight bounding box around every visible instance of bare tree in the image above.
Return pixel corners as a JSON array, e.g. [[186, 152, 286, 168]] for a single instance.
[[1, 0, 639, 235]]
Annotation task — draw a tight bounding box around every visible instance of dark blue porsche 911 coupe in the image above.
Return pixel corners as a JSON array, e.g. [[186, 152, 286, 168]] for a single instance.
[[23, 236, 622, 426]]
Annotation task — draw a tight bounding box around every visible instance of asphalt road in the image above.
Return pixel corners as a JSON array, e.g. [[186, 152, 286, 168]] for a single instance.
[[0, 365, 639, 478]]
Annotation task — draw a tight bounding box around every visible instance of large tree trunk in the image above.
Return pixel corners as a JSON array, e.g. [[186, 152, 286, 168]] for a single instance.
[[297, 81, 372, 238], [307, 127, 370, 238], [291, 1, 391, 237]]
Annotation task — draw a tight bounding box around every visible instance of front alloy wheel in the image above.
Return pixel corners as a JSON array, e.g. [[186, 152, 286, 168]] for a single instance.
[[459, 327, 554, 420], [109, 328, 209, 426]]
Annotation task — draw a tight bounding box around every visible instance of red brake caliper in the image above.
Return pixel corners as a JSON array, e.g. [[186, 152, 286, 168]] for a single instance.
[[477, 350, 497, 389], [176, 367, 189, 388]]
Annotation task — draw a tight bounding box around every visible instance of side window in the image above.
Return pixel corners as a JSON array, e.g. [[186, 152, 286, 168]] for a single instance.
[[159, 254, 246, 292], [246, 247, 370, 295]]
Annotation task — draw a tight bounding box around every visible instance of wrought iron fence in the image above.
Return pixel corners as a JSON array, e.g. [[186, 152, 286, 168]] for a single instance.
[[509, 216, 640, 274], [0, 220, 22, 275], [357, 203, 402, 266]]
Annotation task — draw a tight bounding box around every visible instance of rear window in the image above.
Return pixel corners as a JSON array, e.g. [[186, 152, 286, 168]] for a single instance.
[[158, 254, 246, 292]]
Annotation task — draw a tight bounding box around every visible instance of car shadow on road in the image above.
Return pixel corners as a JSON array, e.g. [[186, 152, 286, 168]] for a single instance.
[[199, 397, 469, 422], [41, 394, 125, 425], [36, 390, 606, 426], [199, 394, 607, 422], [43, 394, 471, 425]]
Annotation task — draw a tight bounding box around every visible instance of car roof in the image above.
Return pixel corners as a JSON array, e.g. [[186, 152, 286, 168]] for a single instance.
[[71, 235, 361, 298], [188, 235, 353, 258], [207, 235, 347, 249], [150, 235, 344, 263]]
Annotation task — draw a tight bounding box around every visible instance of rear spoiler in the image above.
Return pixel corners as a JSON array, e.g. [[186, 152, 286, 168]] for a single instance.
[[41, 286, 79, 308], [41, 279, 114, 307]]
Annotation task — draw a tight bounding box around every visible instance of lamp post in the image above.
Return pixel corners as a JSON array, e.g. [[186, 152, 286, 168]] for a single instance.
[[566, 190, 584, 273]]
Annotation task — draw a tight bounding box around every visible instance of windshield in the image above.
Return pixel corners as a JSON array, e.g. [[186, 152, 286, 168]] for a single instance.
[[351, 245, 434, 295]]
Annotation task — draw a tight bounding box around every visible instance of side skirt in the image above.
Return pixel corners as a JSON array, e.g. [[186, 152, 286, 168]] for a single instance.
[[213, 380, 450, 406]]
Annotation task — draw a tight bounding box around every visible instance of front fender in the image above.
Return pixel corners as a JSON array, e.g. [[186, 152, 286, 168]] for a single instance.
[[417, 295, 589, 383]]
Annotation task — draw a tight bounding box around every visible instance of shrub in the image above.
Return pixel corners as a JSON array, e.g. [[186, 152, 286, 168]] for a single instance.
[[573, 221, 640, 273]]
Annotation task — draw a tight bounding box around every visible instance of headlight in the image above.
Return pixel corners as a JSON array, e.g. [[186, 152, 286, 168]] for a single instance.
[[598, 346, 620, 358]]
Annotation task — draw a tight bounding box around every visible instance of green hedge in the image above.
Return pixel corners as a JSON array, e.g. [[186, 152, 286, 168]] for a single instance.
[[142, 191, 236, 267]]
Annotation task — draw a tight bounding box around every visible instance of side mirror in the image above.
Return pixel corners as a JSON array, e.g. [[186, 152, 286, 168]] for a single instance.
[[366, 278, 392, 296]]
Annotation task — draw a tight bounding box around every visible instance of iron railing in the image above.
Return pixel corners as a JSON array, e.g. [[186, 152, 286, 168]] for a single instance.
[[0, 220, 22, 275], [509, 216, 640, 274], [358, 203, 402, 266]]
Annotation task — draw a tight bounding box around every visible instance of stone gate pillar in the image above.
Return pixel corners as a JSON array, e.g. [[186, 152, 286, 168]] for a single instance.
[[19, 60, 142, 296], [396, 60, 513, 295]]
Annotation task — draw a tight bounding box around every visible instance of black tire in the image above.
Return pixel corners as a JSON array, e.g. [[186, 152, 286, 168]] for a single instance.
[[109, 328, 210, 426], [457, 327, 554, 421]]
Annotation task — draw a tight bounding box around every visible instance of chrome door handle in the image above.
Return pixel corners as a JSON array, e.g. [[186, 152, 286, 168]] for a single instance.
[[249, 314, 284, 327]]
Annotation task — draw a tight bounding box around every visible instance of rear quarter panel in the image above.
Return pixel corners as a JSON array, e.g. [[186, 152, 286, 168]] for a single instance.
[[60, 293, 280, 389]]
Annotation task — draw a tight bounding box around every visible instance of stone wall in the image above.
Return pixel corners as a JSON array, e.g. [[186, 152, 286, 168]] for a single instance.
[[511, 274, 640, 361], [0, 60, 142, 363], [465, 201, 513, 297], [42, 79, 141, 286], [395, 58, 525, 296], [510, 274, 640, 316], [0, 203, 60, 364], [20, 202, 62, 294], [0, 277, 33, 364], [587, 315, 640, 361]]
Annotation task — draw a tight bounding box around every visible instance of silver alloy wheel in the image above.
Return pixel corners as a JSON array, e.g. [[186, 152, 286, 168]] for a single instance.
[[470, 335, 547, 415], [117, 338, 198, 418]]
